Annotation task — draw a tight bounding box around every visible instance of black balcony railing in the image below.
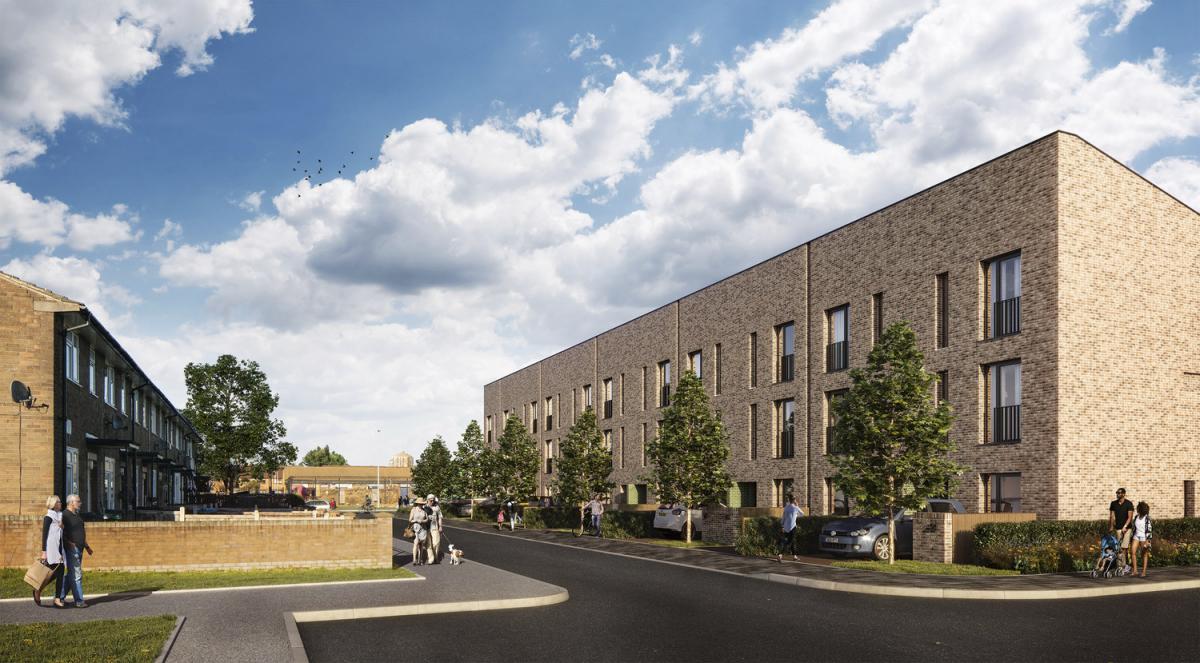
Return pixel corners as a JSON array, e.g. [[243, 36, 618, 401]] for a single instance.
[[826, 426, 847, 455], [993, 404, 1021, 443], [826, 341, 848, 372], [992, 296, 1021, 337], [661, 385, 671, 407], [604, 400, 613, 419], [779, 353, 795, 382], [778, 429, 795, 458], [546, 415, 553, 431], [545, 458, 553, 474]]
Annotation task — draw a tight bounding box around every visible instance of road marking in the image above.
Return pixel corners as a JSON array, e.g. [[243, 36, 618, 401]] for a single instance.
[[290, 590, 569, 623]]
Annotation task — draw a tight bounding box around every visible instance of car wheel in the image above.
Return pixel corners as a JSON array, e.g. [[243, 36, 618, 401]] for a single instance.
[[872, 535, 891, 561]]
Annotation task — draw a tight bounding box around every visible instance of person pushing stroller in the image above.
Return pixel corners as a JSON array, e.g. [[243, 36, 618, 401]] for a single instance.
[[1091, 531, 1123, 579]]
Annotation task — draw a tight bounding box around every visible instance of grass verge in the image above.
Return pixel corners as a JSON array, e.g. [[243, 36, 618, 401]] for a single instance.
[[0, 614, 177, 663], [634, 538, 723, 549], [830, 559, 1020, 576], [0, 565, 417, 599]]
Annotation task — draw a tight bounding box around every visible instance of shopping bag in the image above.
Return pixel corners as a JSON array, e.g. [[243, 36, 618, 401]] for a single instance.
[[23, 560, 58, 591], [402, 526, 414, 539]]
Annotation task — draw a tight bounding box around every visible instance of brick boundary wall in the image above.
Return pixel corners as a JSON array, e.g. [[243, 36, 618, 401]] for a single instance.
[[0, 515, 392, 571], [913, 512, 1038, 564], [704, 506, 785, 545]]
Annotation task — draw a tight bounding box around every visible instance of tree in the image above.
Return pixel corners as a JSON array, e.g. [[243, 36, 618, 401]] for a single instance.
[[554, 408, 615, 532], [453, 420, 493, 500], [301, 445, 348, 467], [829, 321, 967, 564], [412, 436, 456, 499], [493, 415, 539, 502], [183, 354, 291, 494], [645, 370, 731, 543]]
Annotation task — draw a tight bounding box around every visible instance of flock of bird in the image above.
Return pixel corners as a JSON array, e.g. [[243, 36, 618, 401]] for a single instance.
[[292, 133, 389, 198]]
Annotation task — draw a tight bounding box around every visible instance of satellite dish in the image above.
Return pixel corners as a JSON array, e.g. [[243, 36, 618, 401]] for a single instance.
[[10, 381, 31, 404], [111, 415, 127, 431]]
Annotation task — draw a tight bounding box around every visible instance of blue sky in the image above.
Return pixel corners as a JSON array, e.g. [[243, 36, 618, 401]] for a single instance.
[[2, 0, 1198, 463]]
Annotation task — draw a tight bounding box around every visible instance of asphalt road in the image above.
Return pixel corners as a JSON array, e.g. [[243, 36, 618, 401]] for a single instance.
[[299, 524, 1200, 663]]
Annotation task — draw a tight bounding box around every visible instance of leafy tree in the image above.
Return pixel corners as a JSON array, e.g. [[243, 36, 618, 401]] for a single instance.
[[412, 436, 456, 499], [493, 415, 539, 502], [183, 354, 291, 494], [301, 445, 348, 467], [829, 321, 967, 564], [453, 420, 493, 500], [644, 370, 731, 542], [554, 408, 614, 532]]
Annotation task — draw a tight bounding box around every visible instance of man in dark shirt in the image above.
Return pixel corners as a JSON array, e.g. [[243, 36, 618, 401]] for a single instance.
[[60, 494, 93, 608], [1108, 487, 1135, 573]]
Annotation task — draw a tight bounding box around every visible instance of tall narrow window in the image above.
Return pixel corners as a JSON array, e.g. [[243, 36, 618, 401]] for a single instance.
[[688, 350, 702, 379], [775, 322, 795, 382], [120, 378, 128, 414], [584, 384, 593, 409], [775, 398, 795, 458], [88, 349, 96, 395], [826, 390, 848, 454], [936, 272, 949, 348], [773, 478, 794, 507], [826, 306, 849, 372], [641, 366, 647, 411], [545, 441, 553, 474], [749, 332, 758, 388], [936, 371, 948, 406], [619, 427, 625, 469], [531, 401, 539, 434], [619, 374, 625, 415], [486, 416, 493, 445], [748, 404, 758, 460], [545, 396, 554, 431], [988, 252, 1021, 337], [603, 378, 613, 419], [827, 479, 849, 515], [603, 429, 613, 452], [641, 423, 647, 466], [65, 332, 79, 383], [658, 360, 671, 407], [872, 292, 884, 345], [987, 361, 1021, 443], [103, 365, 115, 406], [986, 473, 1022, 512], [715, 343, 722, 395]]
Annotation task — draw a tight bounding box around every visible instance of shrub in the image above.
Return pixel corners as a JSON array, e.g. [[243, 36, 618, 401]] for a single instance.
[[601, 511, 655, 539], [974, 518, 1200, 573], [735, 516, 843, 557]]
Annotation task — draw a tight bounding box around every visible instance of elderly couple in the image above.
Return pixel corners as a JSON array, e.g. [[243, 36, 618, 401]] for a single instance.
[[36, 494, 94, 608], [407, 494, 444, 565]]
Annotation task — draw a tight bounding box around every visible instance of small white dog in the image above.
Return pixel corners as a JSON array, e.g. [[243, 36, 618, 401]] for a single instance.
[[448, 544, 465, 565]]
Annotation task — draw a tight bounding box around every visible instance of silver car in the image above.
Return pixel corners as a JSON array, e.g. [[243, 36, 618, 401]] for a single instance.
[[653, 504, 703, 536], [819, 499, 966, 560]]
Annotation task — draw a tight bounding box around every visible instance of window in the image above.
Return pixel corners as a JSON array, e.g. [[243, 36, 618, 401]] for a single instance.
[[641, 366, 647, 411], [641, 423, 647, 466], [729, 481, 757, 508], [936, 272, 949, 348], [827, 479, 849, 515], [775, 399, 795, 458], [936, 370, 948, 406], [103, 457, 115, 511], [88, 349, 96, 395], [827, 306, 849, 372], [120, 378, 128, 414], [618, 427, 625, 469], [988, 252, 1021, 337], [531, 401, 539, 434], [486, 416, 493, 445], [583, 384, 593, 409], [658, 360, 671, 407], [987, 361, 1021, 443], [545, 397, 554, 431], [775, 323, 795, 382], [619, 374, 624, 415], [748, 332, 758, 388], [603, 429, 613, 452], [65, 332, 79, 383], [748, 404, 758, 460], [986, 473, 1022, 512], [545, 441, 553, 474], [688, 350, 702, 379], [773, 478, 794, 508], [826, 390, 848, 454], [103, 365, 115, 406], [603, 378, 613, 419], [715, 343, 722, 395], [65, 444, 79, 498], [630, 484, 648, 505], [872, 292, 884, 345]]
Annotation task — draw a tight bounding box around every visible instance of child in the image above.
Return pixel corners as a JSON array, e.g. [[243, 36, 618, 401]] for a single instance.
[[1131, 501, 1153, 577], [497, 508, 505, 530]]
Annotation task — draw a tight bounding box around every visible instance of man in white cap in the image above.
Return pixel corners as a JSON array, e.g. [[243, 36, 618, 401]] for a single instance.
[[427, 495, 444, 564]]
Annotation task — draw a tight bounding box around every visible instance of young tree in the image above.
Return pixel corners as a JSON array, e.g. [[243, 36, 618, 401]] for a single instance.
[[183, 354, 290, 494], [554, 408, 614, 532], [453, 420, 493, 500], [301, 445, 348, 467], [645, 370, 731, 543], [412, 436, 455, 499], [829, 321, 966, 564], [493, 415, 539, 502]]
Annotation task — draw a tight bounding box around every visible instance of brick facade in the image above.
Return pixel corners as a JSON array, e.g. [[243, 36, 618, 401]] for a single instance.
[[483, 132, 1199, 520]]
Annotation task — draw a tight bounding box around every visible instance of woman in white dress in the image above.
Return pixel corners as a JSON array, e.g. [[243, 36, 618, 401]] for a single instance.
[[38, 495, 65, 607]]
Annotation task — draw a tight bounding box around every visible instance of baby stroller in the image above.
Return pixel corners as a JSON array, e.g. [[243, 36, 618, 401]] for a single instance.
[[1090, 532, 1124, 579], [579, 506, 593, 536]]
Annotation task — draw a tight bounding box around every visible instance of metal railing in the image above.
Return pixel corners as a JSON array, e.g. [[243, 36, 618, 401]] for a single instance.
[[992, 296, 1021, 337], [778, 354, 795, 382], [826, 341, 848, 371], [993, 404, 1021, 443]]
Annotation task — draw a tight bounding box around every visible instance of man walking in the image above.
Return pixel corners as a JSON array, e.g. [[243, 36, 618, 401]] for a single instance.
[[59, 494, 92, 608], [586, 495, 604, 537], [777, 494, 804, 562], [427, 495, 443, 564], [1109, 487, 1135, 574]]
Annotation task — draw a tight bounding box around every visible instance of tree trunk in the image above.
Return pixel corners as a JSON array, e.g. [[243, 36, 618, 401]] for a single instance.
[[887, 504, 896, 565], [579, 504, 586, 536], [685, 506, 693, 544]]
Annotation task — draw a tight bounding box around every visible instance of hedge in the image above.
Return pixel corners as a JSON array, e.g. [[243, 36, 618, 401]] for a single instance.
[[470, 504, 654, 540], [974, 518, 1200, 574], [735, 516, 844, 557]]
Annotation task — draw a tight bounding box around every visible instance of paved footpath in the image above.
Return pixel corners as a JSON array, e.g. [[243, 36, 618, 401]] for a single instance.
[[0, 540, 565, 663], [446, 518, 1200, 599]]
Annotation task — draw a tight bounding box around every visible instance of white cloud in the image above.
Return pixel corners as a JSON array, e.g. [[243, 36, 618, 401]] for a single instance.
[[1145, 156, 1200, 210], [598, 54, 617, 70], [0, 182, 140, 251], [1108, 0, 1151, 34], [688, 31, 703, 46], [154, 219, 183, 241], [1, 253, 139, 327], [568, 32, 602, 60], [638, 45, 690, 92], [238, 190, 264, 213]]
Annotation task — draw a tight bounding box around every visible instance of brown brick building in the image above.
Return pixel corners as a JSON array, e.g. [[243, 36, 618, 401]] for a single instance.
[[0, 273, 201, 517], [483, 132, 1200, 520]]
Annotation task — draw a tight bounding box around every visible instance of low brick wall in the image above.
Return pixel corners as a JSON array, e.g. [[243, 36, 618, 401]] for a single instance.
[[913, 512, 1037, 564], [704, 507, 785, 545], [0, 515, 392, 571]]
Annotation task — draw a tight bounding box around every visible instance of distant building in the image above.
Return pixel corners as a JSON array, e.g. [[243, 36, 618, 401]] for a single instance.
[[267, 464, 412, 506], [387, 451, 413, 468]]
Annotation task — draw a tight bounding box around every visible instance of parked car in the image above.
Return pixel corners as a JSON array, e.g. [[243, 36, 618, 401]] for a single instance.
[[819, 499, 967, 560], [305, 499, 331, 512], [653, 504, 703, 536]]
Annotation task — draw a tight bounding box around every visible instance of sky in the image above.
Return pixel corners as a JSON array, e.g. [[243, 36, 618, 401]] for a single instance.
[[1, 0, 1198, 465]]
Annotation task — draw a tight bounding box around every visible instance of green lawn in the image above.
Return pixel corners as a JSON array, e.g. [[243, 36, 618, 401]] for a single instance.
[[0, 565, 416, 599], [0, 614, 177, 663], [830, 559, 1019, 576]]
